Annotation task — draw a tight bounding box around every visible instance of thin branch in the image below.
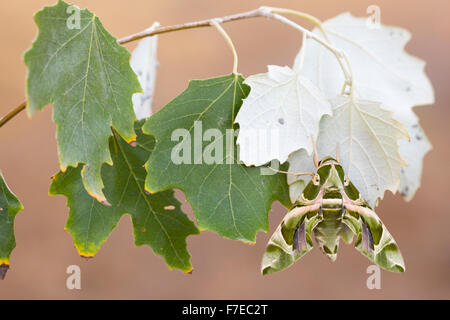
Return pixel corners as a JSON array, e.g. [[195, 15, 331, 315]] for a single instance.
[[1, 6, 352, 128], [0, 101, 26, 128], [117, 9, 261, 44], [262, 11, 351, 85]]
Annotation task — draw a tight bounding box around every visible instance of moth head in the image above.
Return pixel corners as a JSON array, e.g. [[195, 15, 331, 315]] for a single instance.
[[316, 157, 347, 192]]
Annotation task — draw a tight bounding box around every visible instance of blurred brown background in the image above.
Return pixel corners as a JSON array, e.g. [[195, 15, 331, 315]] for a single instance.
[[0, 0, 449, 299]]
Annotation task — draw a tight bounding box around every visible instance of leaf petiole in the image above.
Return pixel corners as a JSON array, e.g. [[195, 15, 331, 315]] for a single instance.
[[210, 19, 238, 74]]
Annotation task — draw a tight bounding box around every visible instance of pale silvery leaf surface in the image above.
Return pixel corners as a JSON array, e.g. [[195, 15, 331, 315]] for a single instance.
[[286, 149, 315, 203], [130, 22, 159, 120], [293, 12, 434, 109], [290, 96, 409, 207], [235, 65, 331, 166], [292, 12, 434, 202], [395, 108, 432, 200]]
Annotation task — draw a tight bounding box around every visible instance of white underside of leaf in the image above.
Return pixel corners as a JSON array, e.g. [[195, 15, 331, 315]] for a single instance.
[[293, 13, 434, 109], [235, 65, 331, 166], [286, 149, 315, 203], [130, 22, 159, 120], [393, 108, 432, 200], [289, 96, 409, 207], [291, 12, 434, 202]]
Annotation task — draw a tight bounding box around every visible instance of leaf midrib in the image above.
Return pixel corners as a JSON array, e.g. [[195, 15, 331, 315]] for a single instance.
[[113, 132, 185, 265]]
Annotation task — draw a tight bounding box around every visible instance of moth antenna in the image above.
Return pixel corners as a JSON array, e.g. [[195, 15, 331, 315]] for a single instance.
[[336, 143, 340, 163], [312, 137, 319, 168], [267, 166, 314, 177]]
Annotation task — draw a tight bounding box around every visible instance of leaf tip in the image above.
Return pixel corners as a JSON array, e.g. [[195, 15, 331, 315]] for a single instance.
[[0, 264, 9, 280], [75, 244, 97, 259], [100, 199, 112, 207], [79, 253, 95, 260]]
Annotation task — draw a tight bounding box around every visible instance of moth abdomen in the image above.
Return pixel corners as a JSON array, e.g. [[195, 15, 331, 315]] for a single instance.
[[313, 208, 344, 261]]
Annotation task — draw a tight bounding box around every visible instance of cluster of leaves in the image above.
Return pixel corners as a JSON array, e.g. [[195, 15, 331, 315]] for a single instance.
[[0, 1, 433, 277], [237, 13, 434, 207]]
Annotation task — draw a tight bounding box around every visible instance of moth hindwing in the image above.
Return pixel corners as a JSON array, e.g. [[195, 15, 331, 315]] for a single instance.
[[261, 157, 405, 275]]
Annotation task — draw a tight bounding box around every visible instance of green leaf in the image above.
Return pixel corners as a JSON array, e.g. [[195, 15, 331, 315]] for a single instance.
[[0, 172, 23, 279], [49, 122, 199, 272], [25, 0, 141, 203], [143, 74, 291, 242]]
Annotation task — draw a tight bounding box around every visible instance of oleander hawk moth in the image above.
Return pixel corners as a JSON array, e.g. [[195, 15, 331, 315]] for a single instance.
[[262, 156, 405, 275]]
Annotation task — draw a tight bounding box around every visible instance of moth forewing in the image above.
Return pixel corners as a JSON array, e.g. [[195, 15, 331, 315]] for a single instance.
[[343, 206, 405, 273], [261, 204, 322, 275]]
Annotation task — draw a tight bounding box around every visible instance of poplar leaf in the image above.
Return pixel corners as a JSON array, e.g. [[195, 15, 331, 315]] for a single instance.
[[290, 96, 409, 207], [0, 172, 23, 279], [235, 65, 332, 166], [293, 12, 434, 201], [396, 109, 432, 200], [49, 122, 199, 272], [286, 149, 315, 203], [25, 0, 141, 203], [130, 22, 160, 120], [143, 74, 291, 242]]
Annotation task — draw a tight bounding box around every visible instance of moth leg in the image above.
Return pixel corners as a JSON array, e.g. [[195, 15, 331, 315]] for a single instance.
[[267, 167, 315, 178], [318, 205, 323, 218]]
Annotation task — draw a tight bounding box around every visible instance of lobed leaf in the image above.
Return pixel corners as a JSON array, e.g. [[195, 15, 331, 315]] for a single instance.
[[0, 172, 24, 279], [143, 74, 291, 242], [293, 12, 434, 201], [235, 65, 332, 166], [290, 96, 409, 207], [25, 0, 141, 203], [50, 122, 199, 272]]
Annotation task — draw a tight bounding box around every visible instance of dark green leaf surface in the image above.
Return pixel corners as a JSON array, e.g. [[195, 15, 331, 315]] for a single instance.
[[0, 172, 23, 279], [50, 122, 199, 272], [25, 0, 141, 203], [143, 74, 291, 242]]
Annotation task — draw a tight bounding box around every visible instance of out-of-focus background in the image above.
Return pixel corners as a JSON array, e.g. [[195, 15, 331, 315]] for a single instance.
[[0, 0, 449, 299]]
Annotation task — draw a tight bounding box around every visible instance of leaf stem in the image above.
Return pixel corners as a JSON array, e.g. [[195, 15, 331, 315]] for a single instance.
[[262, 10, 352, 89], [262, 6, 330, 41], [210, 19, 238, 74]]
